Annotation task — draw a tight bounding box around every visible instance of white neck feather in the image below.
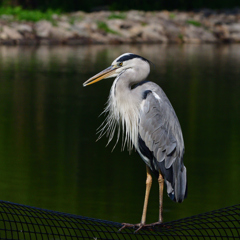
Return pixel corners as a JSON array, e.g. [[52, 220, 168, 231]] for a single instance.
[[98, 72, 141, 151], [97, 60, 150, 151]]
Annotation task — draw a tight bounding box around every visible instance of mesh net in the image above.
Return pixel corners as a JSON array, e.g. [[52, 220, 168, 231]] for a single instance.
[[0, 200, 239, 240]]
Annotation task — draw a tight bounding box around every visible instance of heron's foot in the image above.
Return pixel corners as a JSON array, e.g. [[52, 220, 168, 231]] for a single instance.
[[144, 221, 163, 230], [118, 221, 163, 233], [118, 223, 144, 233]]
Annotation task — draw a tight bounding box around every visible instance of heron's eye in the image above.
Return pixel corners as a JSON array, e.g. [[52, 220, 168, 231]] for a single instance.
[[118, 62, 123, 66]]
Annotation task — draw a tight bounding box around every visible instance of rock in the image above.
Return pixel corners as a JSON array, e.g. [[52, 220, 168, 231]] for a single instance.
[[90, 32, 109, 43], [107, 33, 126, 44], [230, 33, 240, 42], [0, 32, 8, 40], [127, 10, 146, 22], [0, 10, 239, 44], [0, 14, 14, 20], [71, 27, 90, 38], [35, 20, 52, 38], [141, 24, 168, 43], [16, 24, 33, 32], [164, 22, 182, 43], [15, 24, 35, 39], [174, 12, 189, 22], [107, 19, 127, 31], [93, 11, 110, 20], [184, 25, 217, 43], [2, 26, 23, 39], [129, 25, 144, 37], [52, 14, 59, 20], [107, 19, 133, 38], [213, 24, 230, 41], [57, 21, 72, 30], [200, 30, 217, 42], [228, 23, 240, 33], [156, 11, 170, 20], [74, 21, 97, 33], [71, 11, 85, 18], [50, 26, 74, 39], [59, 15, 69, 22]]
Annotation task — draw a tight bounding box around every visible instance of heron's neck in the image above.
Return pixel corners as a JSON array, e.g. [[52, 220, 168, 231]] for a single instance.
[[112, 68, 146, 101], [107, 74, 141, 150], [99, 64, 150, 151], [112, 73, 140, 109]]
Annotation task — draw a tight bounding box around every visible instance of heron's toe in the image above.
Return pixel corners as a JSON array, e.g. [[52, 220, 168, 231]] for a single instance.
[[134, 224, 144, 233], [118, 223, 136, 232], [118, 222, 144, 232]]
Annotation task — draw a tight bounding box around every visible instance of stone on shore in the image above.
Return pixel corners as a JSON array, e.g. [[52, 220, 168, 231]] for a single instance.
[[1, 26, 23, 40], [184, 25, 217, 43], [0, 9, 240, 44], [50, 26, 75, 40], [35, 20, 52, 38]]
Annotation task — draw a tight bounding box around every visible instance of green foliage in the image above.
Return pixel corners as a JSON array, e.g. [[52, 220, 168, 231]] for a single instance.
[[186, 19, 202, 27], [178, 33, 184, 41], [108, 12, 126, 20], [97, 21, 119, 35], [0, 6, 61, 22], [169, 13, 176, 19], [68, 16, 75, 25]]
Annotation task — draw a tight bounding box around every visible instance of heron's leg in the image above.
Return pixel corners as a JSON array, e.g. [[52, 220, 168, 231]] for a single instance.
[[118, 166, 152, 232], [119, 171, 164, 233], [158, 173, 164, 223], [140, 165, 152, 225], [134, 174, 163, 231]]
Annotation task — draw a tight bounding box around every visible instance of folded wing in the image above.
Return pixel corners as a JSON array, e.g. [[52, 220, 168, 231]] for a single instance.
[[138, 86, 187, 202]]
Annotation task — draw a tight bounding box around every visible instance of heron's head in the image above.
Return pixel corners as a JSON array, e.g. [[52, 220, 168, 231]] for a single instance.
[[83, 53, 151, 87]]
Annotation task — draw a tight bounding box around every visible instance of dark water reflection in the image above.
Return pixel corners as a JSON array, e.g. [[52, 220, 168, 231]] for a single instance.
[[0, 44, 239, 224]]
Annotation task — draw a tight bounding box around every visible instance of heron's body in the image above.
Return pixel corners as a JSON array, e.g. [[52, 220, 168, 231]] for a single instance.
[[83, 53, 187, 232]]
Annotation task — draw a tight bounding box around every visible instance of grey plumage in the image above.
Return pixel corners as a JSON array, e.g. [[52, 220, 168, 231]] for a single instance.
[[83, 53, 187, 230], [135, 81, 187, 202]]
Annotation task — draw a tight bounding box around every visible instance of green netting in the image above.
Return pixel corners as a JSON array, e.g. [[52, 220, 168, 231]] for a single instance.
[[0, 200, 239, 239]]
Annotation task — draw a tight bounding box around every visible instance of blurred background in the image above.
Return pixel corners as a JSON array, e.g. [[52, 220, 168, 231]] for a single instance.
[[0, 0, 240, 11], [0, 0, 239, 226]]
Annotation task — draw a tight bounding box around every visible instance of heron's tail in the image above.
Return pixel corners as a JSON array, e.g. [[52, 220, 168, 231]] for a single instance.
[[166, 165, 187, 203]]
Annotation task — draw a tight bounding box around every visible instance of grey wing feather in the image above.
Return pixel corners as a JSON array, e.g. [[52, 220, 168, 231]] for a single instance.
[[138, 82, 187, 202]]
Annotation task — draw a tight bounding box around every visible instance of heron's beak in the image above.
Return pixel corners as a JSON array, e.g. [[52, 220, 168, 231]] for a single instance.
[[83, 65, 117, 87]]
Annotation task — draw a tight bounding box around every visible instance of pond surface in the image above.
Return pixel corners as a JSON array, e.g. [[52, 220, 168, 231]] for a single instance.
[[0, 44, 239, 224]]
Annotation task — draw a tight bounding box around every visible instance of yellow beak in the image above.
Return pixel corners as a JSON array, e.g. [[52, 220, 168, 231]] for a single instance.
[[83, 66, 118, 87]]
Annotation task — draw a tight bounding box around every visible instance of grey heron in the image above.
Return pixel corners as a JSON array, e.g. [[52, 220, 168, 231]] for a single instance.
[[83, 53, 187, 232]]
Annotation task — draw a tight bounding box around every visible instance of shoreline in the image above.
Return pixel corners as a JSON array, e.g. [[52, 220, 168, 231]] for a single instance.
[[0, 10, 240, 45]]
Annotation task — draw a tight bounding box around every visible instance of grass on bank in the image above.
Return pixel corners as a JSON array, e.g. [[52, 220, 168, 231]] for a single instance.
[[186, 19, 202, 27], [97, 21, 119, 35], [107, 12, 126, 20], [0, 6, 61, 22]]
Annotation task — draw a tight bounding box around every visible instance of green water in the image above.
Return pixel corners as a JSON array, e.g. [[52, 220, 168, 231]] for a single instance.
[[0, 44, 239, 225]]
